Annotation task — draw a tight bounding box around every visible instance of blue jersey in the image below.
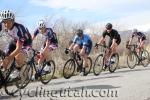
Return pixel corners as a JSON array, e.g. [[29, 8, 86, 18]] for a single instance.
[[0, 22, 32, 46], [33, 28, 58, 44], [73, 33, 92, 47]]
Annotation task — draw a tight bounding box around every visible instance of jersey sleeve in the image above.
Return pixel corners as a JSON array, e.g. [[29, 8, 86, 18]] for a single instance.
[[73, 35, 78, 43], [131, 33, 135, 38], [102, 30, 107, 38], [48, 28, 54, 39], [139, 32, 146, 38], [33, 29, 39, 38], [113, 30, 119, 39], [17, 24, 29, 43]]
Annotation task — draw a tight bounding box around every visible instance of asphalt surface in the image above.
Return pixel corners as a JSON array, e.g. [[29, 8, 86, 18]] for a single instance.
[[0, 65, 150, 100]]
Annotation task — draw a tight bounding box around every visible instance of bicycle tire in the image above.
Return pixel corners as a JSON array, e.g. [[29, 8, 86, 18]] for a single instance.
[[141, 49, 150, 67], [127, 52, 137, 69], [40, 60, 55, 84], [84, 57, 92, 76], [93, 54, 104, 76], [4, 61, 20, 96], [109, 53, 119, 73], [16, 64, 33, 89], [63, 59, 75, 79]]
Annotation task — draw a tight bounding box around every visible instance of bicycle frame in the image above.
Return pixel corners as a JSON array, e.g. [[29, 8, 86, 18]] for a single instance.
[[128, 45, 143, 62], [0, 58, 17, 87], [98, 45, 111, 65], [28, 49, 47, 76], [71, 52, 83, 70]]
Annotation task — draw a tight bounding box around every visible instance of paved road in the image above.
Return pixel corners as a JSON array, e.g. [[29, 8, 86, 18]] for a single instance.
[[0, 66, 150, 100]]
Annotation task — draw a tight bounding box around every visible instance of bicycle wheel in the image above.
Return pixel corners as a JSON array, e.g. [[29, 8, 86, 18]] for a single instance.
[[40, 60, 55, 84], [84, 57, 92, 76], [16, 64, 33, 89], [141, 50, 149, 67], [5, 61, 20, 95], [63, 59, 75, 79], [0, 70, 4, 89], [109, 53, 119, 73], [93, 54, 104, 76], [127, 52, 137, 69]]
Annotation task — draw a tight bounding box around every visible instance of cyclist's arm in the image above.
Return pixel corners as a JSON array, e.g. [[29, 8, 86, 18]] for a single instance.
[[32, 35, 36, 40], [32, 29, 39, 40], [9, 40, 23, 59], [129, 37, 133, 45], [69, 43, 75, 50], [110, 39, 117, 48], [129, 34, 134, 45], [138, 38, 144, 48], [97, 37, 105, 45], [44, 39, 50, 49], [82, 45, 87, 52], [69, 36, 78, 50], [97, 31, 106, 45]]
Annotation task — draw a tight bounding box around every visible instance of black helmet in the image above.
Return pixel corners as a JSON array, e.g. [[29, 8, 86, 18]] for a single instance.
[[132, 28, 138, 33], [76, 29, 83, 36], [106, 23, 112, 30]]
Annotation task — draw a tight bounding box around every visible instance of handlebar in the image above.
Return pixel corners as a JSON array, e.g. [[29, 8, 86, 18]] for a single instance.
[[126, 44, 138, 48]]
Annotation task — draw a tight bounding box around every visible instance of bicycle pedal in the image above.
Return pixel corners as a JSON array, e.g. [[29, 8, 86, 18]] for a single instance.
[[77, 67, 80, 72], [103, 65, 108, 71], [35, 74, 39, 80]]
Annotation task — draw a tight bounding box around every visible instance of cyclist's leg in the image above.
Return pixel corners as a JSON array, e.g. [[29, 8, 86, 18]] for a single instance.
[[38, 48, 47, 66], [109, 39, 120, 64], [2, 41, 16, 69], [73, 44, 81, 53], [44, 44, 58, 61], [139, 39, 145, 55], [136, 39, 145, 56], [80, 47, 87, 73], [80, 44, 92, 69], [110, 39, 121, 56], [104, 39, 112, 64], [15, 46, 31, 68], [111, 43, 118, 54]]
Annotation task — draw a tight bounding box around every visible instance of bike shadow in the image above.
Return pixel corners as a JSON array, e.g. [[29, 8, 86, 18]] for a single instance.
[[0, 95, 20, 100], [50, 75, 121, 86], [70, 84, 120, 90], [111, 67, 150, 74]]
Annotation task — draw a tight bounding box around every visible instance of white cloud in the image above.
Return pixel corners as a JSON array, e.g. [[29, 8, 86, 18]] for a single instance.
[[134, 23, 150, 32], [30, 0, 143, 11], [29, 0, 150, 31], [112, 11, 150, 31], [92, 11, 150, 31]]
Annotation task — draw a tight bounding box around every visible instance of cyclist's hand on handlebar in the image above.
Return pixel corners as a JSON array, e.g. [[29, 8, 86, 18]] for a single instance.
[[126, 44, 130, 49], [65, 48, 69, 54], [107, 47, 112, 53], [137, 46, 141, 49], [94, 43, 99, 49]]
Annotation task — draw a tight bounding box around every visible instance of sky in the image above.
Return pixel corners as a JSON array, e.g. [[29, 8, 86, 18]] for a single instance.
[[1, 0, 150, 32]]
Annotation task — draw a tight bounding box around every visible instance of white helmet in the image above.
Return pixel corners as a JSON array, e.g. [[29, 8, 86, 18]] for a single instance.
[[38, 20, 46, 28], [0, 10, 15, 21], [132, 28, 138, 33]]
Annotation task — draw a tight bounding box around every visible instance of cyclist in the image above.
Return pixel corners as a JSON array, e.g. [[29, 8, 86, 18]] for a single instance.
[[95, 23, 121, 67], [32, 20, 58, 75], [0, 10, 32, 79], [128, 29, 146, 55], [66, 29, 92, 76]]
